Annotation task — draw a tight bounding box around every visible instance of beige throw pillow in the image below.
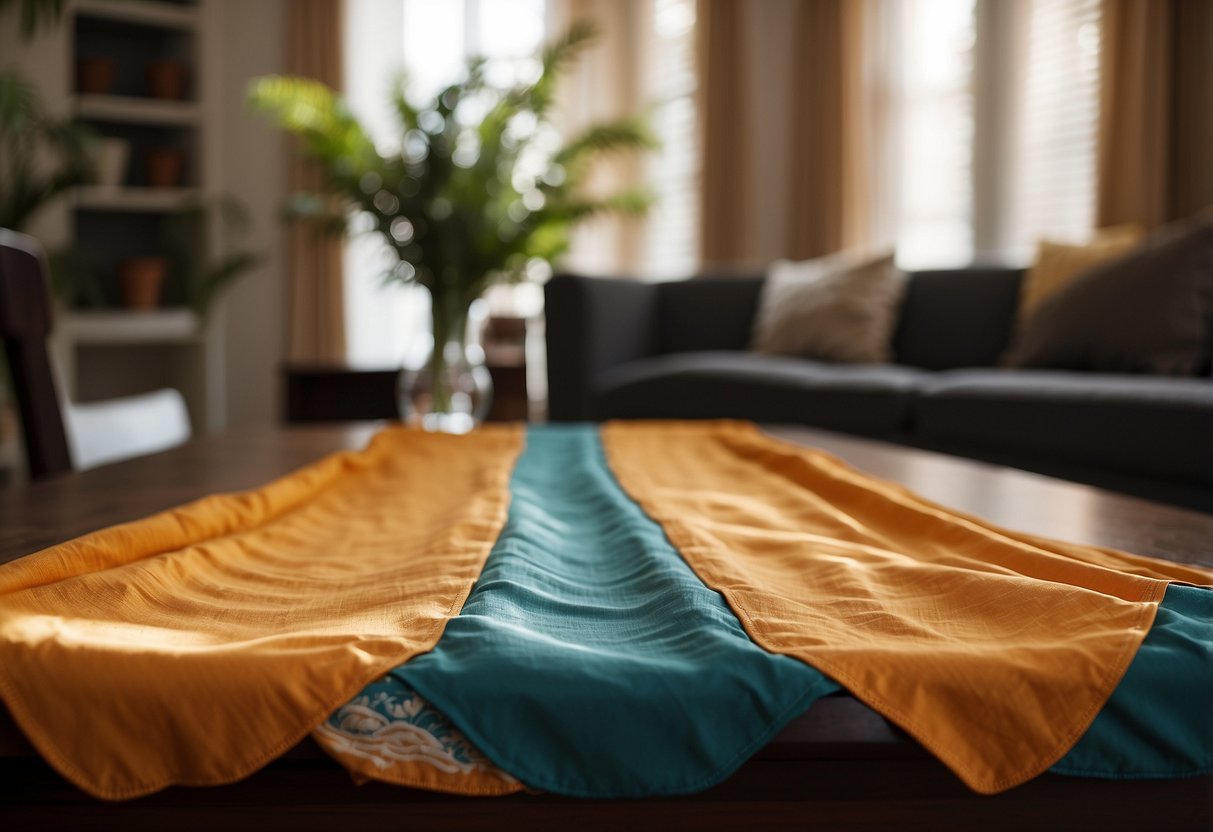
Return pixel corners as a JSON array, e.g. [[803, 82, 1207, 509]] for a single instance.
[[750, 253, 906, 363]]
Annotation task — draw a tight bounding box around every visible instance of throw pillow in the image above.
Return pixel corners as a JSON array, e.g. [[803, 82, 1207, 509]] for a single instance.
[[1002, 214, 1213, 375], [1013, 224, 1144, 327], [750, 252, 907, 363]]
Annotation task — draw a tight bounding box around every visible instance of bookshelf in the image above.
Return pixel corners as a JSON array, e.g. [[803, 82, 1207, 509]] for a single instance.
[[50, 0, 224, 433]]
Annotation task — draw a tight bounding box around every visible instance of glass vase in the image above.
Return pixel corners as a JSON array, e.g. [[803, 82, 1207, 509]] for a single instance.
[[397, 293, 493, 433]]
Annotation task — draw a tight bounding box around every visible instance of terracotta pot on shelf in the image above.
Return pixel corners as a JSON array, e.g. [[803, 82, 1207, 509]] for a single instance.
[[118, 257, 167, 310], [76, 58, 116, 95], [146, 60, 189, 100], [145, 148, 186, 188]]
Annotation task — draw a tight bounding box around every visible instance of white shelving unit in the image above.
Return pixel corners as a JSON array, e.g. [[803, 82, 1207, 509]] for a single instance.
[[48, 0, 225, 434], [60, 309, 205, 343], [75, 93, 201, 125]]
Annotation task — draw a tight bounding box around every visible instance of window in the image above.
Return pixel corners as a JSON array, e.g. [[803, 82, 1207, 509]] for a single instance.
[[342, 0, 547, 367], [896, 0, 976, 269], [894, 0, 1104, 267], [342, 0, 697, 365], [641, 0, 699, 278], [1011, 0, 1103, 250]]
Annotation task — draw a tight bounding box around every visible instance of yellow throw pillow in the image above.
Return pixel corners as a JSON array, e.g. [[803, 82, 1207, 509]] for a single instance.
[[1015, 225, 1145, 327]]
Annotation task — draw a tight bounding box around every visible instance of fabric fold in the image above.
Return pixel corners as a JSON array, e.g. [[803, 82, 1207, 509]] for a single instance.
[[390, 424, 838, 797], [0, 425, 523, 799], [2, 420, 1209, 799], [601, 420, 1212, 794]]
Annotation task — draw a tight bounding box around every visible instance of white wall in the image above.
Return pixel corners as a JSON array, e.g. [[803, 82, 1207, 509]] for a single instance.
[[215, 0, 288, 426]]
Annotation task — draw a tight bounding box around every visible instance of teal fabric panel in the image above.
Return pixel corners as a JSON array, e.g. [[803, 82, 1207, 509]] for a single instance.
[[394, 424, 839, 797], [350, 423, 1211, 794], [1051, 583, 1213, 778]]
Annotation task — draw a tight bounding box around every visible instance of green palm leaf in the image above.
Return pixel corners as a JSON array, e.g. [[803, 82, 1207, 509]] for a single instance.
[[247, 75, 377, 172], [247, 22, 656, 300]]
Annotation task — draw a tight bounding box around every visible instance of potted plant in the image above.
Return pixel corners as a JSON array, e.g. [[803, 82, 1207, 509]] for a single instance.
[[117, 256, 168, 310], [144, 146, 186, 189], [50, 196, 259, 320], [76, 57, 116, 95], [146, 59, 189, 101], [249, 22, 655, 431]]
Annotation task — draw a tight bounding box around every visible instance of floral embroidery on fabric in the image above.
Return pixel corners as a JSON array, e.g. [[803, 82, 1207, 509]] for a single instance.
[[316, 677, 516, 782]]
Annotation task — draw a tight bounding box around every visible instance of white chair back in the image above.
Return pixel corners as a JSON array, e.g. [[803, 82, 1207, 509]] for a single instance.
[[64, 388, 192, 471]]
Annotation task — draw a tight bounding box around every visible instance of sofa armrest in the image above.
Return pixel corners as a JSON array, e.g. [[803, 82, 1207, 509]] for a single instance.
[[545, 274, 660, 421]]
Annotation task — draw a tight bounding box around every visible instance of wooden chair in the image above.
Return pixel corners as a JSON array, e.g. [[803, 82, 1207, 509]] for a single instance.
[[0, 229, 190, 479], [0, 229, 71, 478]]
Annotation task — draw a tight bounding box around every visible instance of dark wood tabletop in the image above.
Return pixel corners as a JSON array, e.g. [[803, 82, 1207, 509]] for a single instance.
[[1, 422, 1210, 830], [2, 422, 1210, 567], [0, 423, 376, 561]]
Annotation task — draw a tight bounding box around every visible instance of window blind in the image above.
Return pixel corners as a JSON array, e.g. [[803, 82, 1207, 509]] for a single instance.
[[1014, 0, 1102, 246], [641, 0, 699, 278]]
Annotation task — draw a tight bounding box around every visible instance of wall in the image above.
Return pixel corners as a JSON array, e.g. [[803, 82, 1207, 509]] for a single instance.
[[214, 0, 288, 426]]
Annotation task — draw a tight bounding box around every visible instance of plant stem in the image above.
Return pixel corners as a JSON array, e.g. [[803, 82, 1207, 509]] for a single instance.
[[428, 289, 468, 415]]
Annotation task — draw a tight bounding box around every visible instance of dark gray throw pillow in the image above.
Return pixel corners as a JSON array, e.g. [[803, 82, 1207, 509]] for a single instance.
[[1002, 215, 1213, 375]]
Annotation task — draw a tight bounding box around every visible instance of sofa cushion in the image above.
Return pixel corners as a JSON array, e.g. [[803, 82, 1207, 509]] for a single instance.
[[893, 268, 1024, 370], [1002, 216, 1213, 375], [657, 276, 764, 353], [592, 352, 926, 434], [916, 370, 1213, 485]]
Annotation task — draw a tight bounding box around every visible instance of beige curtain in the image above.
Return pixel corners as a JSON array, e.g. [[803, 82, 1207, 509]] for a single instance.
[[284, 0, 346, 364], [786, 0, 869, 258], [1096, 0, 1213, 227], [697, 0, 872, 269], [696, 0, 753, 268]]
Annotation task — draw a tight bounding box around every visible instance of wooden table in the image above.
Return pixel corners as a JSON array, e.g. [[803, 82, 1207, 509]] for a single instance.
[[1, 424, 1210, 831]]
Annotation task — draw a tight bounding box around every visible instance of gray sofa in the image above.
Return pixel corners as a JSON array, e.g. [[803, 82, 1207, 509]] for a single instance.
[[544, 268, 1213, 514]]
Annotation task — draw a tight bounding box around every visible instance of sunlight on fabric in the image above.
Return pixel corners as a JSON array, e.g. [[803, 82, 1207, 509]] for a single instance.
[[10, 615, 225, 649]]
